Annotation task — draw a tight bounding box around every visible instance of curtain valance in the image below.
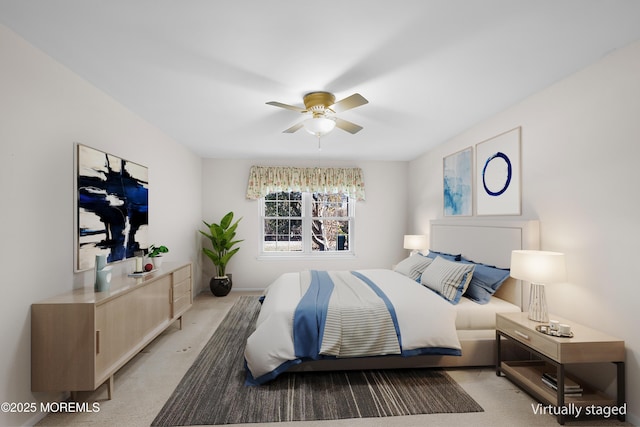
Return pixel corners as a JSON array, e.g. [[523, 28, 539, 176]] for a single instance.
[[246, 165, 366, 201]]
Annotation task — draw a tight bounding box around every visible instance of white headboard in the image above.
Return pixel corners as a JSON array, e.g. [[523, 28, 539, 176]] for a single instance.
[[430, 219, 540, 309]]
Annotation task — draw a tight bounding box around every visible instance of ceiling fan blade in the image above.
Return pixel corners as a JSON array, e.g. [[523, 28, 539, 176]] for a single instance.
[[334, 117, 363, 134], [330, 93, 368, 113], [266, 101, 306, 113], [283, 122, 304, 133]]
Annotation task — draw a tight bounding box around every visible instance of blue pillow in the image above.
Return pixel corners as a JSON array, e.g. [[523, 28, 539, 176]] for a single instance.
[[424, 250, 462, 262], [460, 258, 510, 304]]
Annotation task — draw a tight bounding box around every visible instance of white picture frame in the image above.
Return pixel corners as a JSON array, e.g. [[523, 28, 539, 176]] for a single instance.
[[475, 127, 521, 216]]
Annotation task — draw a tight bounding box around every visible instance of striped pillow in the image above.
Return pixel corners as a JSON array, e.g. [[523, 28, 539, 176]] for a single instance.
[[394, 254, 433, 281], [420, 256, 475, 303]]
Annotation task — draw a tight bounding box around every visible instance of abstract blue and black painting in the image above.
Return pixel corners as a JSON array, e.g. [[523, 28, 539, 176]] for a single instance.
[[76, 144, 148, 271]]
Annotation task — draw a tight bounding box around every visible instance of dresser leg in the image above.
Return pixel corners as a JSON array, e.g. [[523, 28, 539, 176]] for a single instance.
[[106, 376, 114, 400]]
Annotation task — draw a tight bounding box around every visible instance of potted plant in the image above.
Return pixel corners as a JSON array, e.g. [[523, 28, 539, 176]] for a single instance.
[[200, 211, 243, 296], [148, 244, 169, 269]]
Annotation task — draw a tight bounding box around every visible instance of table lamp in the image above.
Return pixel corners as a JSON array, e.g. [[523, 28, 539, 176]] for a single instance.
[[510, 250, 567, 322], [404, 235, 428, 256]]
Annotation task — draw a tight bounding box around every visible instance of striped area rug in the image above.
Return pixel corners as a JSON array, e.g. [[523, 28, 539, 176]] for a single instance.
[[152, 296, 483, 426]]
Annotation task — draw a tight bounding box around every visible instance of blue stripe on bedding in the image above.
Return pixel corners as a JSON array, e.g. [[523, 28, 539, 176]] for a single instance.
[[350, 270, 402, 348], [293, 270, 334, 359]]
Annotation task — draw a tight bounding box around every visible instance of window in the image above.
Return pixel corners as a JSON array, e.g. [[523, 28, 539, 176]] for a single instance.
[[261, 191, 354, 256]]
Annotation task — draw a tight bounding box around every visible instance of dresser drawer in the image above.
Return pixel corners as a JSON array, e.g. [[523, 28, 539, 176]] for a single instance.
[[173, 265, 191, 284], [173, 278, 191, 301], [497, 315, 558, 359], [173, 292, 191, 318]]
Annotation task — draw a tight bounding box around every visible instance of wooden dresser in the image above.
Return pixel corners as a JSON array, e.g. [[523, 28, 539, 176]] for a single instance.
[[31, 262, 192, 399]]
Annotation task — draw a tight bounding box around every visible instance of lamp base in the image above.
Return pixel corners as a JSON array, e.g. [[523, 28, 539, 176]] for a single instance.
[[528, 283, 549, 323]]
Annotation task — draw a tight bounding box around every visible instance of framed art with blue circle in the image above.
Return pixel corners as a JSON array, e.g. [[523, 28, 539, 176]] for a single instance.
[[475, 127, 521, 215]]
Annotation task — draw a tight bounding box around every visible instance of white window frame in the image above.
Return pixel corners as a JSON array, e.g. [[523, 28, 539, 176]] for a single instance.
[[258, 191, 355, 259]]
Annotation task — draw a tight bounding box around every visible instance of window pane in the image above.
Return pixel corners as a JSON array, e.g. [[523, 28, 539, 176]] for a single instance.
[[291, 219, 302, 236], [264, 201, 277, 217], [289, 240, 302, 251], [312, 193, 349, 218], [290, 199, 302, 217], [264, 219, 276, 235], [311, 219, 349, 251], [263, 218, 276, 251]]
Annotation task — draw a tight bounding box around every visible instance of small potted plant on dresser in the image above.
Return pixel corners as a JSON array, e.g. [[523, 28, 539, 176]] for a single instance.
[[200, 211, 243, 296], [148, 244, 169, 269]]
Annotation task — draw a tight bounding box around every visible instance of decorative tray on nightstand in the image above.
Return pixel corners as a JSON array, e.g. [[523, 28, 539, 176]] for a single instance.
[[535, 324, 574, 338]]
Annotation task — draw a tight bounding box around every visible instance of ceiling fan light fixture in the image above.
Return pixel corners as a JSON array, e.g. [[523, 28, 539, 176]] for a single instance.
[[267, 91, 367, 139], [303, 116, 336, 136]]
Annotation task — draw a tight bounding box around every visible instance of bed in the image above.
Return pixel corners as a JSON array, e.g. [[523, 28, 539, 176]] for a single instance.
[[244, 219, 540, 384]]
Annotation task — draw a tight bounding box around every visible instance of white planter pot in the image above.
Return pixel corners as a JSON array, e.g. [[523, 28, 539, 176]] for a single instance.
[[152, 256, 163, 269]]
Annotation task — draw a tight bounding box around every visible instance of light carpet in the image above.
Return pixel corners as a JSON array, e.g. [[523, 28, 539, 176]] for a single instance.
[[152, 296, 483, 426]]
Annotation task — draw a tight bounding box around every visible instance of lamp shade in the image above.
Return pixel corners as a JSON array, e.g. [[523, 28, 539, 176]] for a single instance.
[[403, 235, 428, 251], [303, 117, 336, 136], [510, 250, 567, 284]]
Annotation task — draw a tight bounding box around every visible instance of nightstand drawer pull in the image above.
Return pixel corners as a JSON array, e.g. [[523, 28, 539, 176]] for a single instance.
[[514, 330, 530, 340]]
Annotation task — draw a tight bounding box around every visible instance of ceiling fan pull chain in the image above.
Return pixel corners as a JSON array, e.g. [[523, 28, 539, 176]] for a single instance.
[[317, 135, 322, 151]]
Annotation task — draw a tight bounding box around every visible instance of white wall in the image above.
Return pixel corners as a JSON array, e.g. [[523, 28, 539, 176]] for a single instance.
[[200, 158, 409, 293], [409, 40, 640, 423], [0, 25, 202, 426]]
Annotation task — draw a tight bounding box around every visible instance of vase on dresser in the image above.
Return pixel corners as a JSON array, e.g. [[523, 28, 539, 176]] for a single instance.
[[151, 256, 164, 269]]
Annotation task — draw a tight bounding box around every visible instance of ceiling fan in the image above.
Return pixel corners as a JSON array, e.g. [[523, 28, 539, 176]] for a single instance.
[[266, 91, 368, 137]]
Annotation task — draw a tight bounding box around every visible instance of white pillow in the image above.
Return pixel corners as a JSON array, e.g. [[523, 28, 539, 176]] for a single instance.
[[420, 256, 475, 303], [394, 254, 433, 281]]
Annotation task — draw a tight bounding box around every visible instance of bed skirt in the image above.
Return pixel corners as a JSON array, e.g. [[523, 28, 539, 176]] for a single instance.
[[287, 329, 498, 372]]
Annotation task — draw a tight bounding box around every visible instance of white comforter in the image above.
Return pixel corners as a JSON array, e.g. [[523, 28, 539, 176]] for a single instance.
[[244, 269, 461, 384]]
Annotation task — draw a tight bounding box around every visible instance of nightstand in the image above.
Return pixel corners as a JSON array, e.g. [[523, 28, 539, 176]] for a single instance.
[[496, 312, 625, 424]]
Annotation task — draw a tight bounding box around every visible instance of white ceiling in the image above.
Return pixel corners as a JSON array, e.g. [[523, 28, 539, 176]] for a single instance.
[[2, 1, 640, 161]]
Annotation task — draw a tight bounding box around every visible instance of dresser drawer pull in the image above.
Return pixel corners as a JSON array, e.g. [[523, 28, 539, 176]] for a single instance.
[[514, 330, 530, 340]]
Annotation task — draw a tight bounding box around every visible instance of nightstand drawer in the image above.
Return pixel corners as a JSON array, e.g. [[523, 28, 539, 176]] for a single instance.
[[497, 315, 558, 359]]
